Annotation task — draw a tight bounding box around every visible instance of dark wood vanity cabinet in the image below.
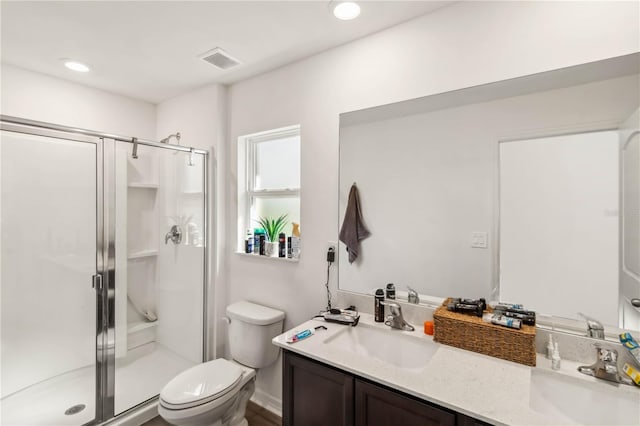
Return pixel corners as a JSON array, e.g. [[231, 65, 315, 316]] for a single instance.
[[283, 350, 354, 426], [283, 351, 488, 426], [355, 379, 455, 426]]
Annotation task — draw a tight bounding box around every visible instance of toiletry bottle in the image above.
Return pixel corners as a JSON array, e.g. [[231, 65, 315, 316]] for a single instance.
[[546, 335, 554, 360], [246, 229, 253, 254], [374, 289, 385, 322], [278, 232, 286, 258], [253, 229, 264, 254], [551, 342, 561, 370], [259, 235, 266, 255], [291, 223, 301, 259], [287, 237, 292, 258], [482, 312, 521, 329], [386, 283, 396, 299]]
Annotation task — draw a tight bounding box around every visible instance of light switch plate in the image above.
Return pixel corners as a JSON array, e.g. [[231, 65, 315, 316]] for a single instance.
[[471, 231, 488, 248]]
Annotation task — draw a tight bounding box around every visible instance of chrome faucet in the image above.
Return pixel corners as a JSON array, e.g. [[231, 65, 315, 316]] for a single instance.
[[578, 345, 632, 385], [578, 312, 605, 339], [381, 301, 415, 331], [407, 286, 420, 304]]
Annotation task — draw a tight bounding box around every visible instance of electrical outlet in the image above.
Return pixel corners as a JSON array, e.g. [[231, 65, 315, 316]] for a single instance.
[[327, 241, 337, 263]]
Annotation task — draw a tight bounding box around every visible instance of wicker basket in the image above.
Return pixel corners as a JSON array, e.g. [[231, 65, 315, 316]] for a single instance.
[[433, 299, 536, 366]]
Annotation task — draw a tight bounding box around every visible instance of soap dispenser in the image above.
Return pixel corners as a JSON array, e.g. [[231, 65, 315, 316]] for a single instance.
[[551, 342, 561, 370], [546, 334, 554, 360]]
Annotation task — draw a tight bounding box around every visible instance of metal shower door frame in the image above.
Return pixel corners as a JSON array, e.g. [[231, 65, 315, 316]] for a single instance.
[[0, 115, 210, 425]]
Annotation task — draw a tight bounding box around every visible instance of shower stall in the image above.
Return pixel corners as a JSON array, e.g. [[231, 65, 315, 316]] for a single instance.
[[0, 116, 209, 425]]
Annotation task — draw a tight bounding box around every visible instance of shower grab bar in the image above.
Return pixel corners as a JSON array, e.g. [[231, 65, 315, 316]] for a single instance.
[[0, 114, 208, 155]]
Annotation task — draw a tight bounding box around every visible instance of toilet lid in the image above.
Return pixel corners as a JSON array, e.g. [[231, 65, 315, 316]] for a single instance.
[[160, 359, 243, 407]]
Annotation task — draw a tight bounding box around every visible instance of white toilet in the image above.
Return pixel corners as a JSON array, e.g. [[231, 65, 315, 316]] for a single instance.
[[158, 301, 285, 426]]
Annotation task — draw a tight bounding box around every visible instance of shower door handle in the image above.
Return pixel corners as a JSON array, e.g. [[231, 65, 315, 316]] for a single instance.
[[92, 274, 103, 290]]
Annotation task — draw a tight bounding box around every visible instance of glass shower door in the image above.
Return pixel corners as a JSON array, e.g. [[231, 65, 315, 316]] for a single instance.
[[0, 129, 98, 425], [112, 141, 206, 414]]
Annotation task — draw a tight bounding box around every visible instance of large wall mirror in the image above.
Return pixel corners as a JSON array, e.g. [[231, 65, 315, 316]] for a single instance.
[[338, 54, 640, 333]]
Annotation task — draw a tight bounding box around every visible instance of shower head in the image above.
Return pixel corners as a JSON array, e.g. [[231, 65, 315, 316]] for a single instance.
[[160, 132, 181, 145]]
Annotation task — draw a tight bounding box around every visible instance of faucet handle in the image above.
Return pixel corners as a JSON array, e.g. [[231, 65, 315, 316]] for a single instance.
[[381, 301, 402, 317], [596, 345, 617, 363], [578, 312, 605, 339], [407, 286, 420, 304]]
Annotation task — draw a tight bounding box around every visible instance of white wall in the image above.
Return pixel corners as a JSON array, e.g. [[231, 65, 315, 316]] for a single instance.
[[1, 64, 156, 138], [226, 0, 639, 408], [156, 84, 227, 358]]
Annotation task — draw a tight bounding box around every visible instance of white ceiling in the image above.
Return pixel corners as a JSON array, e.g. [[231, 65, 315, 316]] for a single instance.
[[1, 1, 450, 103]]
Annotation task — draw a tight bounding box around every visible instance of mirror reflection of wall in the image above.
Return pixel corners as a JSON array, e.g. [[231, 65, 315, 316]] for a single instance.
[[338, 55, 640, 332]]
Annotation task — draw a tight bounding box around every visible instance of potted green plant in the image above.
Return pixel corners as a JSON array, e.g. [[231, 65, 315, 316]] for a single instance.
[[256, 214, 288, 257]]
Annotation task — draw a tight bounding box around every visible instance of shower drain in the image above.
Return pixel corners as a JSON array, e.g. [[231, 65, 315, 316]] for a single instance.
[[64, 404, 86, 415]]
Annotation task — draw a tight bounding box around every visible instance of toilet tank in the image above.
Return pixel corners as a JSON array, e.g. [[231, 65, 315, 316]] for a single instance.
[[226, 301, 285, 368]]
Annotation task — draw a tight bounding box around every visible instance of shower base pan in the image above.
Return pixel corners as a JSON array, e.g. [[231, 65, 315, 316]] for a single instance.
[[1, 342, 194, 425]]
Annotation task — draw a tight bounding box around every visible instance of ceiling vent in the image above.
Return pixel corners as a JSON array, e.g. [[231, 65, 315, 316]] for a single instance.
[[199, 47, 240, 70]]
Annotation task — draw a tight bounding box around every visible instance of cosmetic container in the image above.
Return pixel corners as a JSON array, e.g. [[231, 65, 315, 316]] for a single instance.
[[374, 289, 385, 322]]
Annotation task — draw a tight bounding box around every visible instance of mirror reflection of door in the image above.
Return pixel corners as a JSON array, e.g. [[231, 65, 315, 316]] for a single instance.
[[621, 108, 640, 330], [499, 130, 619, 325]]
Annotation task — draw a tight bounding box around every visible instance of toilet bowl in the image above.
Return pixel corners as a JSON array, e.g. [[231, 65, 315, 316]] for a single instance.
[[158, 359, 255, 426], [158, 301, 285, 426]]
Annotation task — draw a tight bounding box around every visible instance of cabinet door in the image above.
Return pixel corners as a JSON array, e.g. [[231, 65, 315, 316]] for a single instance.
[[355, 379, 455, 426], [283, 351, 354, 426]]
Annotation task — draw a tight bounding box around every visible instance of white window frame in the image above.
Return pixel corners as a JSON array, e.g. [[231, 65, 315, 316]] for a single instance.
[[237, 125, 300, 252]]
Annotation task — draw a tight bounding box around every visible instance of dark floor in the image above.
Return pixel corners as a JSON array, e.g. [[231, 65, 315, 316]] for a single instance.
[[142, 401, 282, 426]]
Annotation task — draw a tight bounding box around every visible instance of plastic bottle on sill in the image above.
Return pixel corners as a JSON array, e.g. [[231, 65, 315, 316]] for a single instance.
[[253, 229, 265, 254], [291, 223, 301, 259], [245, 229, 253, 253]]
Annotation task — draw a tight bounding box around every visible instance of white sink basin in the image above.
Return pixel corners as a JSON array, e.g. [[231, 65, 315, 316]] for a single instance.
[[323, 323, 438, 370], [529, 369, 640, 425]]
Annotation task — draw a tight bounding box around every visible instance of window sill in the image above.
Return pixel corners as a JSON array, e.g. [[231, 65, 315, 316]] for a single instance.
[[235, 252, 299, 263]]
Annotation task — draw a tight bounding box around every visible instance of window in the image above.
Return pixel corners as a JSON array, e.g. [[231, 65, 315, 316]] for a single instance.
[[237, 125, 300, 255]]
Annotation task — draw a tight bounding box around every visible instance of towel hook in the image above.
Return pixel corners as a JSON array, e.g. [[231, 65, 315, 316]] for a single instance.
[[131, 137, 139, 159]]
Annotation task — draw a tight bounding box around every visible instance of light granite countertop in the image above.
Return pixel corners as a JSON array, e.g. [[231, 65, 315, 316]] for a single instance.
[[273, 313, 640, 426]]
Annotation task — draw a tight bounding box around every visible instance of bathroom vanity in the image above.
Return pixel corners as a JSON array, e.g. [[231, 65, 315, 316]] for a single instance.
[[283, 350, 484, 426], [273, 314, 640, 426]]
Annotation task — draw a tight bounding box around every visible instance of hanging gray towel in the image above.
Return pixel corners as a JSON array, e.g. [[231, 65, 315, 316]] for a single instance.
[[339, 184, 371, 263]]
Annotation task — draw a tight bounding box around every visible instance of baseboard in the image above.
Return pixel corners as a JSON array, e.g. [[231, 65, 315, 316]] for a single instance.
[[250, 388, 282, 418]]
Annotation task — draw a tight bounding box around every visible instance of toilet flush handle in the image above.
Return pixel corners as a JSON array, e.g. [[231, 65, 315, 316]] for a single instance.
[[221, 316, 231, 324]]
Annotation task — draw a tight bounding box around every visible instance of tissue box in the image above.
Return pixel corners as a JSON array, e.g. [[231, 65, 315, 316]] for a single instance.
[[433, 299, 536, 366]]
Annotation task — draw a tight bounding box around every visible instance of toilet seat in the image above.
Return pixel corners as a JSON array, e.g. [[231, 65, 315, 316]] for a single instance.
[[160, 359, 243, 410]]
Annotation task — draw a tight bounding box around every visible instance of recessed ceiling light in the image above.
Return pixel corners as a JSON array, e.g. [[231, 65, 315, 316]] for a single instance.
[[333, 2, 361, 20], [63, 60, 90, 73]]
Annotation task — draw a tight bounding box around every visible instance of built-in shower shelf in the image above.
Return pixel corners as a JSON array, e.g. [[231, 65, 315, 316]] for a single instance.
[[128, 182, 159, 189], [127, 249, 159, 259]]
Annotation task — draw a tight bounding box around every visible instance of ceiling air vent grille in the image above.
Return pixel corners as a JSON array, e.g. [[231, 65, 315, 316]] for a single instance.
[[199, 47, 240, 70]]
